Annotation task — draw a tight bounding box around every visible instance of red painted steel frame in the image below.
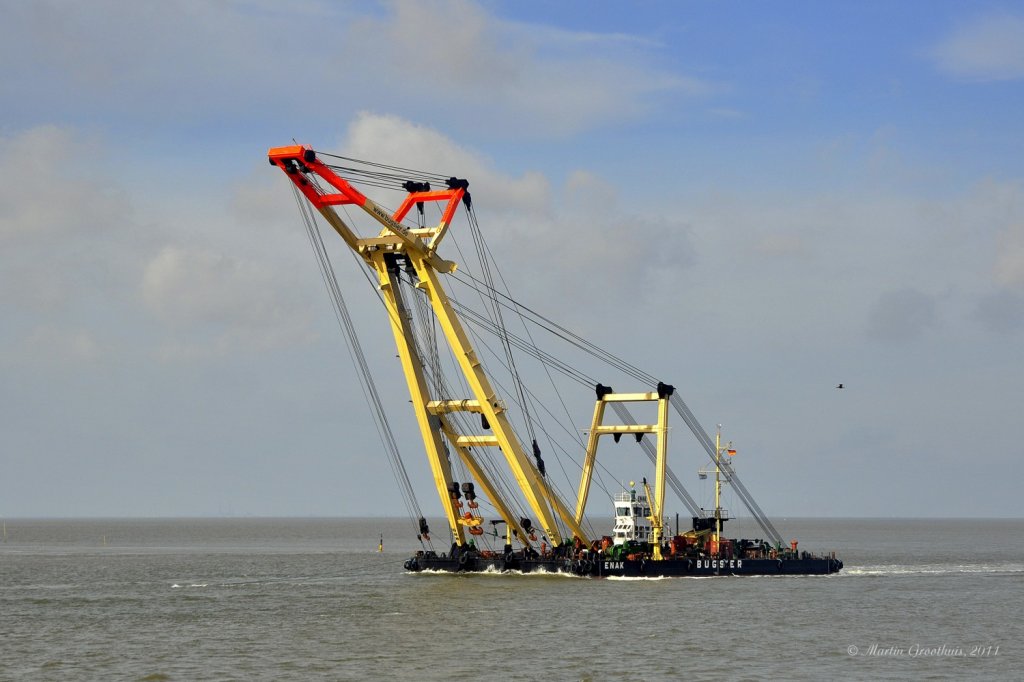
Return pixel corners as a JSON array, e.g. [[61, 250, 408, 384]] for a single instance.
[[268, 145, 465, 233]]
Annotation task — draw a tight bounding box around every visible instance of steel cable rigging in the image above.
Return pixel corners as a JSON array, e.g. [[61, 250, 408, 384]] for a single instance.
[[293, 185, 431, 548], [298, 151, 783, 546]]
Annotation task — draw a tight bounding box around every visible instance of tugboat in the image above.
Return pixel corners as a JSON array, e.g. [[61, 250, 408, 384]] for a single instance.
[[268, 144, 842, 578]]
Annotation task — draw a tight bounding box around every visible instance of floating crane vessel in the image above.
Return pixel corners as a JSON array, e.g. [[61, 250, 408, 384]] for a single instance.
[[269, 144, 842, 578]]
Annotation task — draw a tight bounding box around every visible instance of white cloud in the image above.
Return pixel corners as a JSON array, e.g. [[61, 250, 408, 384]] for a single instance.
[[304, 114, 696, 330], [0, 125, 138, 326], [2, 1, 707, 139], [0, 125, 319, 366], [930, 13, 1024, 81], [974, 290, 1024, 334], [865, 288, 939, 342], [0, 125, 122, 244], [564, 170, 619, 210], [0, 1, 339, 123], [317, 117, 1024, 349], [141, 245, 315, 358], [665, 173, 1024, 347], [994, 221, 1024, 288], [754, 233, 807, 257], [339, 112, 551, 214], [1, 325, 101, 365], [341, 1, 707, 135]]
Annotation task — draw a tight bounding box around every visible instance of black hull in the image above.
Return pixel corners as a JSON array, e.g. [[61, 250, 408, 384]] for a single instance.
[[405, 554, 843, 577]]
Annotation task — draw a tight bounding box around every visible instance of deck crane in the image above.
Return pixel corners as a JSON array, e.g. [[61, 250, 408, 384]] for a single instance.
[[268, 145, 589, 550]]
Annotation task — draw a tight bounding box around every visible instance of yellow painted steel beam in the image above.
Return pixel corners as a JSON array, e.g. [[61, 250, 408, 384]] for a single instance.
[[575, 399, 606, 524], [408, 228, 438, 237], [358, 197, 456, 273], [454, 435, 499, 448], [592, 425, 659, 434], [601, 392, 659, 402], [426, 400, 484, 414], [409, 253, 589, 545], [316, 207, 361, 255], [651, 396, 670, 560], [441, 425, 533, 548], [574, 394, 673, 552], [427, 214, 454, 254], [448, 423, 578, 545], [370, 252, 465, 545], [355, 236, 408, 252]]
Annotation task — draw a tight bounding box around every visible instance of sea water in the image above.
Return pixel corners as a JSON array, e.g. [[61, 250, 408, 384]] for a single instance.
[[1, 518, 1021, 681]]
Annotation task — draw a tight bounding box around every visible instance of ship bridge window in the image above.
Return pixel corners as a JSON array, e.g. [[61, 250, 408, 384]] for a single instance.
[[616, 507, 630, 516]]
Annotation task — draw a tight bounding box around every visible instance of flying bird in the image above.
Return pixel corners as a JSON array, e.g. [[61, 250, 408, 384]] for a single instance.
[[836, 383, 844, 389]]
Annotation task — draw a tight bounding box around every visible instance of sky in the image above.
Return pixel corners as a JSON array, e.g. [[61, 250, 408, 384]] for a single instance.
[[2, 1, 1023, 521]]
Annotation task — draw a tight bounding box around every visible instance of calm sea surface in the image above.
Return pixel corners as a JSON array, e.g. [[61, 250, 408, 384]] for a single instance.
[[1, 517, 1021, 681]]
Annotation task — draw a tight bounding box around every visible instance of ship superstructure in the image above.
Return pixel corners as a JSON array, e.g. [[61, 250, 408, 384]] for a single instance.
[[612, 489, 656, 546]]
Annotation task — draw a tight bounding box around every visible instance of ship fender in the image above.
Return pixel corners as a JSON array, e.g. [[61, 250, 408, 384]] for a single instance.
[[502, 553, 515, 571], [458, 553, 470, 570], [580, 560, 593, 575], [686, 558, 694, 571], [776, 559, 784, 573]]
